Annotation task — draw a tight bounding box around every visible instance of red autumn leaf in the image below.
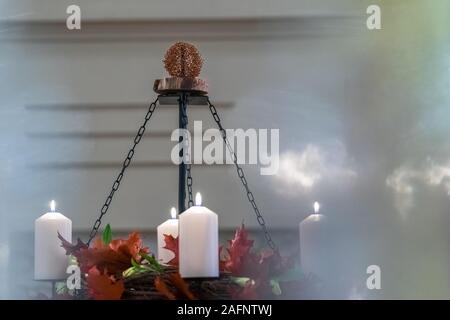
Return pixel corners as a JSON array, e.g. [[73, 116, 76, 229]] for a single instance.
[[58, 233, 88, 256], [155, 276, 176, 300], [223, 224, 254, 275], [76, 246, 131, 275], [245, 248, 276, 281], [169, 273, 196, 300], [59, 232, 149, 275], [87, 267, 124, 300], [222, 224, 292, 276], [108, 232, 148, 261], [261, 249, 295, 277], [222, 224, 299, 298], [163, 234, 179, 266]]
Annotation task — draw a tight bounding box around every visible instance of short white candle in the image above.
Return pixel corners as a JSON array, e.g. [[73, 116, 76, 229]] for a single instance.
[[157, 207, 179, 264], [34, 200, 72, 280], [179, 193, 218, 278], [299, 201, 329, 276]]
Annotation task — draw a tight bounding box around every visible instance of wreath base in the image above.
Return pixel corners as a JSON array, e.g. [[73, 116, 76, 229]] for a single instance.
[[77, 265, 239, 300]]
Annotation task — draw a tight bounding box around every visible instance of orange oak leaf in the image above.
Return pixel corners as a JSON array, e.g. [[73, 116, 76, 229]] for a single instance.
[[169, 273, 196, 300], [108, 232, 148, 261], [155, 276, 176, 300], [87, 267, 124, 300], [60, 232, 149, 275], [163, 234, 179, 266]]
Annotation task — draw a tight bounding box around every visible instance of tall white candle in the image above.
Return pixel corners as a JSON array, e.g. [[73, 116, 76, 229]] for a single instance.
[[179, 193, 218, 278], [34, 200, 72, 280], [299, 201, 329, 277], [157, 207, 179, 264]]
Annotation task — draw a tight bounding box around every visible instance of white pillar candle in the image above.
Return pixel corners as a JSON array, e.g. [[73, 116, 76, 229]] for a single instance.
[[299, 201, 329, 277], [179, 193, 218, 278], [34, 200, 72, 280], [157, 207, 179, 264]]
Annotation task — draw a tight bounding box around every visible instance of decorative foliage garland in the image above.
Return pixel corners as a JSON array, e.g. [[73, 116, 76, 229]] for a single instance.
[[57, 225, 316, 300]]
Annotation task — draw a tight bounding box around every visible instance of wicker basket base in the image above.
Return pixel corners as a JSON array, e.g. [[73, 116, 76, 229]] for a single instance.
[[78, 265, 238, 300]]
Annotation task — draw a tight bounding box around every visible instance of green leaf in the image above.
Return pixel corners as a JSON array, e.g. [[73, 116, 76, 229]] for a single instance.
[[68, 255, 78, 266], [131, 258, 140, 268], [102, 224, 112, 245], [55, 282, 68, 295], [123, 266, 137, 278], [270, 279, 282, 296], [124, 258, 163, 278], [141, 253, 163, 273], [125, 267, 144, 277], [230, 277, 251, 287]]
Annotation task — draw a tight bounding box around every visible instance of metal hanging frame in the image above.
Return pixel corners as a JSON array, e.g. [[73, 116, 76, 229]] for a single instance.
[[87, 91, 277, 251]]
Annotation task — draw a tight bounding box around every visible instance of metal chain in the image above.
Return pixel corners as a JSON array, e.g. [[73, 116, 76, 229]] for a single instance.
[[180, 94, 194, 208], [207, 98, 277, 250], [87, 97, 159, 246]]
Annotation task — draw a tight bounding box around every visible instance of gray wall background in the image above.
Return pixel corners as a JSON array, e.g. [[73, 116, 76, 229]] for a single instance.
[[1, 0, 450, 299]]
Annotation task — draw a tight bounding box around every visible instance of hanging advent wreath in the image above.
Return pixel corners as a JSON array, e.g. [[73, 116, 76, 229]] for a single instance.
[[52, 43, 316, 300]]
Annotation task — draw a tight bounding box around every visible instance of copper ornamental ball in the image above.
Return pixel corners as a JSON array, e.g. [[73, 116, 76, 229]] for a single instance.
[[163, 42, 203, 78], [154, 42, 208, 95]]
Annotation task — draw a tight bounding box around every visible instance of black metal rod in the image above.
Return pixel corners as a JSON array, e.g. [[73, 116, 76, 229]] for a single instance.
[[178, 93, 187, 213]]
